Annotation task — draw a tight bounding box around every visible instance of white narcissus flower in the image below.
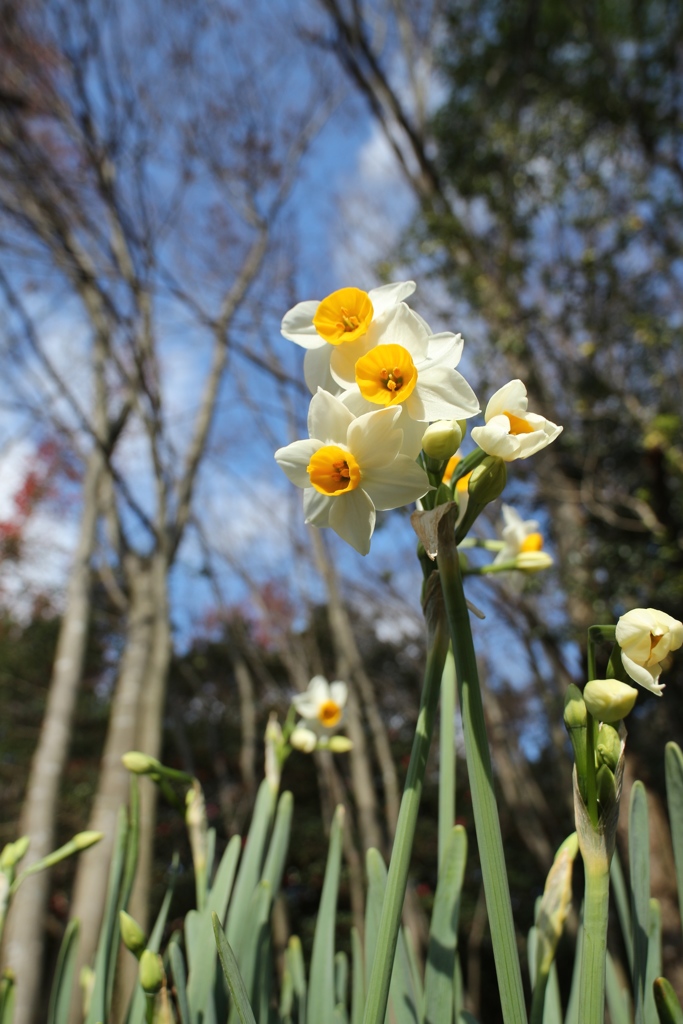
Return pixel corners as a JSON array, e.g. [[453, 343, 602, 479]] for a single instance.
[[274, 389, 431, 555], [281, 281, 417, 394], [292, 675, 348, 733], [615, 607, 683, 695], [493, 504, 553, 571], [334, 303, 480, 457], [470, 380, 562, 461]]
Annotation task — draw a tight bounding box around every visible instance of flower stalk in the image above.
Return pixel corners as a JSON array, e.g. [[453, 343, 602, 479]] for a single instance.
[[361, 572, 450, 1024], [436, 504, 527, 1024]]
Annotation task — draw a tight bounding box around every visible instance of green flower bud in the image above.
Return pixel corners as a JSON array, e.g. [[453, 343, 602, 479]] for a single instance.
[[653, 977, 683, 1024], [515, 551, 554, 572], [422, 420, 463, 461], [583, 679, 638, 723], [467, 456, 507, 505], [564, 684, 588, 799], [0, 836, 30, 870], [122, 751, 162, 776], [596, 723, 621, 772], [72, 831, 103, 851], [139, 949, 164, 994], [119, 910, 147, 957], [596, 763, 617, 814], [327, 735, 354, 753]]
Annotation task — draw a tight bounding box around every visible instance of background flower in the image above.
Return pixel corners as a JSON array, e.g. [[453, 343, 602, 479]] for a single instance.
[[616, 607, 683, 695], [471, 379, 562, 461]]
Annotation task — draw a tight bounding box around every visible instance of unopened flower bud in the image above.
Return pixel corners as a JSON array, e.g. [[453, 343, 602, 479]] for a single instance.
[[290, 726, 317, 753], [564, 684, 588, 798], [0, 836, 30, 870], [422, 420, 464, 461], [122, 752, 162, 776], [515, 550, 553, 572], [596, 723, 621, 772], [596, 763, 617, 813], [327, 735, 354, 753], [72, 831, 103, 851], [653, 977, 683, 1024], [467, 456, 507, 505], [119, 910, 147, 957], [139, 949, 164, 994], [584, 679, 638, 723]]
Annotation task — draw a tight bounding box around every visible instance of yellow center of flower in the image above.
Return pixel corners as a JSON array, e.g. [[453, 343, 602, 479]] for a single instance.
[[650, 633, 662, 654], [313, 288, 374, 345], [307, 445, 361, 496], [505, 411, 535, 435], [318, 700, 343, 728], [520, 532, 544, 553], [355, 344, 418, 406]]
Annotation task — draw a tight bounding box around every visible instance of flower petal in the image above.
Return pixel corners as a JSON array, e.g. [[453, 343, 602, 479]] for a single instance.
[[281, 300, 324, 348], [485, 379, 528, 419], [417, 332, 464, 369], [414, 367, 480, 420], [620, 652, 665, 695], [368, 280, 416, 315], [308, 389, 355, 444], [328, 488, 376, 555], [347, 406, 402, 469], [471, 417, 521, 460], [275, 439, 321, 487], [362, 457, 431, 510], [329, 680, 348, 708], [303, 488, 334, 526], [304, 345, 339, 395]]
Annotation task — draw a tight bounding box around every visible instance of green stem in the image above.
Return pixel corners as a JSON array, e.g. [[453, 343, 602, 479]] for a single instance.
[[438, 511, 528, 1024], [579, 860, 610, 1024], [438, 647, 456, 872], [529, 970, 549, 1024], [361, 597, 450, 1024], [585, 713, 599, 829]]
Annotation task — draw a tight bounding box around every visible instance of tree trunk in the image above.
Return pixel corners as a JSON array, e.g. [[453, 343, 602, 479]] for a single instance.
[[1, 450, 102, 1024], [69, 554, 155, 1002]]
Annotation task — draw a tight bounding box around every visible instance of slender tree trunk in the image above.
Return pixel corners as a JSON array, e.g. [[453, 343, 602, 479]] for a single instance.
[[69, 554, 155, 999], [1, 450, 102, 1024]]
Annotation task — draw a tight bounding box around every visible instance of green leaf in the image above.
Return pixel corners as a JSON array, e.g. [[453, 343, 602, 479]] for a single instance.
[[260, 791, 293, 901], [665, 743, 683, 928], [0, 972, 16, 1024], [653, 977, 683, 1024], [605, 952, 632, 1024], [126, 856, 178, 1024], [630, 781, 651, 1024], [226, 780, 276, 954], [610, 851, 634, 971], [168, 941, 191, 1024], [350, 927, 364, 1024], [564, 914, 584, 1024], [286, 936, 306, 1024], [48, 919, 79, 1024], [209, 835, 242, 921], [86, 806, 129, 1024], [212, 912, 257, 1024], [335, 952, 348, 1008], [227, 880, 271, 1022], [645, 899, 662, 1024], [307, 805, 344, 1024], [423, 825, 467, 1024]]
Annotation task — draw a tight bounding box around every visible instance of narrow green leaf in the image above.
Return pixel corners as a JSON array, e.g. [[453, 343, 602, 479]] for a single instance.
[[48, 919, 79, 1024], [333, 1005, 349, 1024], [260, 791, 294, 902], [209, 835, 242, 921], [226, 780, 276, 954], [364, 849, 384, 988], [212, 912, 257, 1024], [280, 964, 294, 1024], [308, 805, 344, 1024], [227, 880, 271, 1022], [610, 850, 634, 971], [350, 927, 364, 1024], [645, 899, 662, 1024], [665, 743, 683, 928], [287, 936, 306, 1024], [653, 977, 683, 1024], [459, 1013, 480, 1024], [424, 825, 467, 1024], [335, 952, 348, 1008], [0, 973, 15, 1024], [543, 964, 562, 1024], [630, 781, 651, 1024], [86, 806, 128, 1024], [168, 941, 191, 1024], [564, 911, 583, 1024], [605, 952, 632, 1024]]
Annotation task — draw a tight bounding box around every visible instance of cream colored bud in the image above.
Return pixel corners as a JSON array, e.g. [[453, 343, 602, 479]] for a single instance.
[[583, 679, 638, 723], [290, 726, 317, 753], [515, 550, 553, 572], [328, 735, 354, 753], [422, 420, 463, 461], [119, 910, 147, 957], [468, 456, 507, 505], [122, 751, 162, 775], [139, 949, 164, 994]]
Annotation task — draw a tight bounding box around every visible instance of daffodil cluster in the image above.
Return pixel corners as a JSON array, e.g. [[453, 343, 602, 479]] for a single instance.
[[276, 280, 563, 556]]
